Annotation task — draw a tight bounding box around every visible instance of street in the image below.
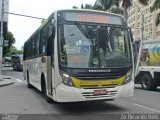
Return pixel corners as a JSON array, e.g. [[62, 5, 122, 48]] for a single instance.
[[0, 67, 160, 119]]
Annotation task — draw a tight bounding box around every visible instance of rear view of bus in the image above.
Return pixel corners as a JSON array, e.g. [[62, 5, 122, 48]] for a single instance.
[[23, 9, 134, 103]]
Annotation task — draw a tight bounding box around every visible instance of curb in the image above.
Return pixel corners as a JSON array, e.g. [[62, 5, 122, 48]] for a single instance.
[[0, 77, 15, 87], [0, 81, 15, 87]]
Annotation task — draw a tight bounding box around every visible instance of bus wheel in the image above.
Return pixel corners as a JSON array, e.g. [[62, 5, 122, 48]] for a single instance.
[[27, 72, 32, 88], [13, 65, 16, 70], [42, 80, 53, 103], [141, 74, 157, 91]]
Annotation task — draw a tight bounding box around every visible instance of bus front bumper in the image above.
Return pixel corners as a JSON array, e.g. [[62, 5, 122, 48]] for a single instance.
[[55, 81, 134, 102]]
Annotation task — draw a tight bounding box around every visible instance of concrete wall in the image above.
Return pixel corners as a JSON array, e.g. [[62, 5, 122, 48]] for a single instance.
[[0, 0, 9, 22], [0, 0, 9, 35]]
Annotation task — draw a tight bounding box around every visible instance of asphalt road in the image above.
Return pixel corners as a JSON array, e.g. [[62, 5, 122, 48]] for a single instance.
[[0, 67, 160, 120]]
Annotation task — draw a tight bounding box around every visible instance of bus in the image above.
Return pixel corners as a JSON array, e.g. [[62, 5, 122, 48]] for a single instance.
[[11, 54, 23, 71], [23, 9, 134, 103]]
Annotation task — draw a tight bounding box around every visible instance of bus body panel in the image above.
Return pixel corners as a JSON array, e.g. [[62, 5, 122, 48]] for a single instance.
[[53, 11, 64, 88], [24, 56, 51, 92], [46, 56, 52, 95], [24, 57, 46, 90], [55, 81, 134, 102]]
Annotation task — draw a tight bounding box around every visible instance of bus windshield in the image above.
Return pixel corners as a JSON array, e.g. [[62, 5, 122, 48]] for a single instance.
[[59, 23, 131, 68]]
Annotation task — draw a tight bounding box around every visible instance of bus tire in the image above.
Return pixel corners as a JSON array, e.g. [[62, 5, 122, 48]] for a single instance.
[[27, 72, 32, 88], [140, 73, 157, 90], [13, 65, 16, 70], [41, 77, 53, 103]]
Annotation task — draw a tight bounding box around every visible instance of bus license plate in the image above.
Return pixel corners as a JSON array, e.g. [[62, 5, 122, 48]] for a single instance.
[[94, 90, 107, 95]]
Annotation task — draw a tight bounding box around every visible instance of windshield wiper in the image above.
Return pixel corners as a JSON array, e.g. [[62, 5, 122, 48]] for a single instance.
[[75, 22, 93, 40]]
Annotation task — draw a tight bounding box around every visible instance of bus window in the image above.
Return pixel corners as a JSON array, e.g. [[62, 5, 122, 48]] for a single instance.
[[40, 27, 48, 54]]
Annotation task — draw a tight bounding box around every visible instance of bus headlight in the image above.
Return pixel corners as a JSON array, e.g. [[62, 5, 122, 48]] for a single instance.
[[60, 72, 74, 87], [123, 70, 132, 85]]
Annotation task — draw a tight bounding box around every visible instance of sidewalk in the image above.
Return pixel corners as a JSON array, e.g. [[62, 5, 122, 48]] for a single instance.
[[0, 75, 15, 87]]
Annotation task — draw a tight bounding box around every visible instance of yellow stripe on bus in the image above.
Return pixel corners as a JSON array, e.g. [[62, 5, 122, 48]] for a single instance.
[[71, 76, 125, 88]]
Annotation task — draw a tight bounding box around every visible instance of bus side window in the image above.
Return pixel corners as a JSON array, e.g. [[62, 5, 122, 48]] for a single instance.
[[32, 36, 36, 56], [47, 24, 55, 56], [36, 32, 40, 55], [29, 39, 32, 57], [48, 23, 55, 66], [40, 27, 48, 54]]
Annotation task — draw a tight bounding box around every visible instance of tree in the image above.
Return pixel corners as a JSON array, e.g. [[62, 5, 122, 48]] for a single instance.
[[3, 32, 15, 57], [109, 6, 124, 15], [72, 6, 78, 9], [150, 0, 160, 26], [94, 0, 149, 20], [81, 4, 93, 9], [95, 0, 113, 11], [94, 0, 124, 14], [122, 0, 132, 20], [4, 46, 23, 57], [139, 0, 149, 5], [93, 4, 103, 10], [94, 0, 131, 20]]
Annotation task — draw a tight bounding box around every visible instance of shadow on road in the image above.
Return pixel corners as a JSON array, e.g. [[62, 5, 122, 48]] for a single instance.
[[52, 101, 128, 114], [28, 85, 129, 114]]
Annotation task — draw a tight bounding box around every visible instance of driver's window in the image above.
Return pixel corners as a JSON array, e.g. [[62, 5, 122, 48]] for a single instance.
[[113, 28, 125, 53]]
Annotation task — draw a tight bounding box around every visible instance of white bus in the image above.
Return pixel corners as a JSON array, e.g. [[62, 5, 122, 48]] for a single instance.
[[23, 9, 134, 103]]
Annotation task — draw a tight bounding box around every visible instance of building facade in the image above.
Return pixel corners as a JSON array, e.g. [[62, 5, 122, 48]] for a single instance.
[[128, 0, 160, 41]]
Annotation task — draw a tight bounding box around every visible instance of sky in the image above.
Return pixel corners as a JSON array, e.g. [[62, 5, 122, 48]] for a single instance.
[[8, 0, 96, 50]]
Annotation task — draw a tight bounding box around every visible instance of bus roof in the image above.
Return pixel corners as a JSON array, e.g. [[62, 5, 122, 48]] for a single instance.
[[54, 9, 124, 18]]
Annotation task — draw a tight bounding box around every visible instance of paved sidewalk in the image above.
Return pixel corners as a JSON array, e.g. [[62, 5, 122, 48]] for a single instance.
[[0, 75, 15, 87]]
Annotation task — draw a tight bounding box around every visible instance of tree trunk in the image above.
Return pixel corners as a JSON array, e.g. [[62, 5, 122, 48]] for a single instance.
[[124, 5, 128, 21]]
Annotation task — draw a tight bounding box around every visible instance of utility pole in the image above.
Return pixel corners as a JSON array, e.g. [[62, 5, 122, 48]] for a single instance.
[[0, 0, 4, 75], [141, 15, 144, 40]]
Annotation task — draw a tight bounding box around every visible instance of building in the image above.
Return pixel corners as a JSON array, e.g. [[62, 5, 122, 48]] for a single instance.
[[128, 0, 160, 41], [0, 0, 9, 36]]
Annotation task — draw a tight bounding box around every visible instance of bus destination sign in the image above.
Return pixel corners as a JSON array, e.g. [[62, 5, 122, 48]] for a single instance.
[[63, 12, 123, 25]]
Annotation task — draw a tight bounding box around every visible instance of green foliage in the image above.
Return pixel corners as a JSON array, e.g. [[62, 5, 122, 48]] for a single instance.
[[3, 31, 23, 57], [81, 4, 93, 9], [109, 6, 124, 15], [3, 32, 15, 57], [72, 6, 78, 9], [122, 0, 132, 9], [94, 0, 129, 19], [94, 0, 149, 20], [5, 46, 23, 57], [139, 0, 149, 6], [93, 4, 103, 10], [150, 0, 160, 12], [156, 13, 160, 26], [95, 0, 114, 11], [149, 0, 160, 26]]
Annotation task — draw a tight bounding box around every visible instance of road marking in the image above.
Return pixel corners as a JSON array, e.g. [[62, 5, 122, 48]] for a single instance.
[[16, 79, 23, 83], [134, 103, 160, 113]]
